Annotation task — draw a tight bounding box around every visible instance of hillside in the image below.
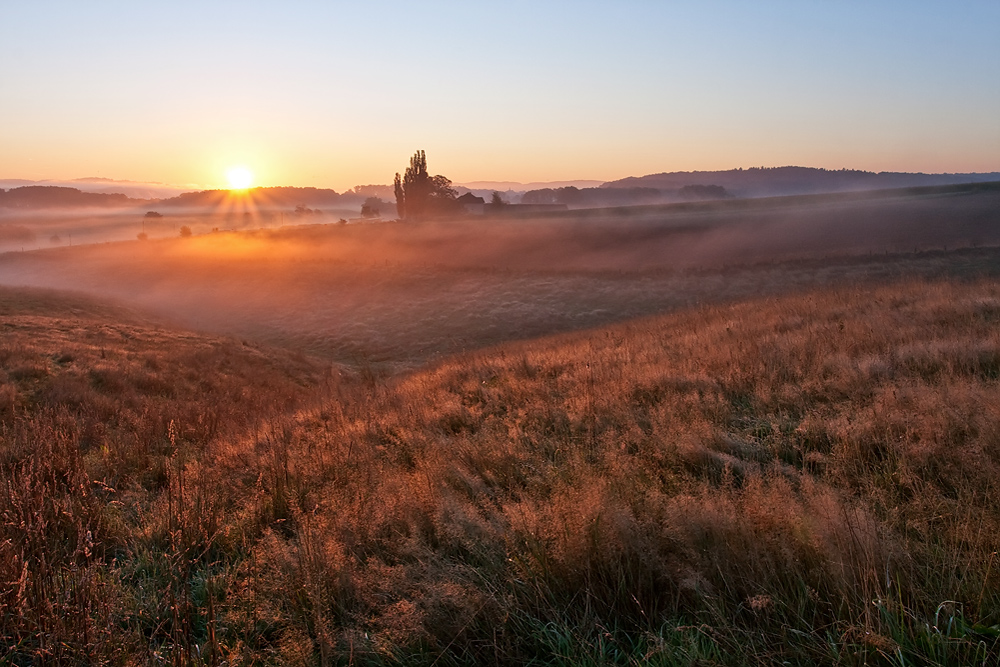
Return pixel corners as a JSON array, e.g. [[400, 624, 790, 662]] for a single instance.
[[243, 278, 1000, 665], [602, 166, 1000, 198], [0, 178, 195, 200], [0, 184, 362, 212], [155, 185, 358, 210], [0, 286, 329, 661], [0, 286, 326, 438], [3, 279, 999, 664], [0, 185, 141, 209]]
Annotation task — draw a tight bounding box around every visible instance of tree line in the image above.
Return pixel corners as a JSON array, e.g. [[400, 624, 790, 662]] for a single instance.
[[521, 184, 730, 207]]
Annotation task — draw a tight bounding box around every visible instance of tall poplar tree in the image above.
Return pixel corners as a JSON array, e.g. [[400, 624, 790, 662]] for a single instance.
[[394, 150, 456, 220], [395, 150, 427, 220], [393, 172, 405, 220]]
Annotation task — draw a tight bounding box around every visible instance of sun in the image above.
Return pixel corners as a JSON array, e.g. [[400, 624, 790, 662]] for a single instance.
[[226, 166, 254, 190]]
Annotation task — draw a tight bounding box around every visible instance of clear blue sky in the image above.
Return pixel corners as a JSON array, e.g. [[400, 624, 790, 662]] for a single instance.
[[2, 0, 998, 190]]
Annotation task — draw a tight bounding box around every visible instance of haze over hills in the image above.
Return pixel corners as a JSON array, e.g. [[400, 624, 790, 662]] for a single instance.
[[154, 186, 359, 210], [0, 186, 143, 209], [2, 167, 999, 212], [0, 185, 369, 212], [4, 182, 999, 366], [0, 177, 197, 200], [458, 179, 605, 191], [603, 166, 1000, 198]]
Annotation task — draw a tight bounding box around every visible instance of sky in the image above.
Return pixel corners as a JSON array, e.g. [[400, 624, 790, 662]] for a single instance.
[[1, 1, 998, 191]]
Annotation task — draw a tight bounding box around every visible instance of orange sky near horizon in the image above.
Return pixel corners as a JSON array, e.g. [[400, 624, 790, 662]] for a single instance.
[[2, 2, 998, 192], [8, 131, 997, 194]]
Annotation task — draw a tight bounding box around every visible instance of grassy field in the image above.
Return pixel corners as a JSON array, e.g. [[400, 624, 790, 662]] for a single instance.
[[2, 188, 1000, 663], [2, 275, 1000, 664]]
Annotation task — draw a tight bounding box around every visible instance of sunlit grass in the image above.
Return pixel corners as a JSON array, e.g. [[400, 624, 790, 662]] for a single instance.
[[2, 279, 1000, 663]]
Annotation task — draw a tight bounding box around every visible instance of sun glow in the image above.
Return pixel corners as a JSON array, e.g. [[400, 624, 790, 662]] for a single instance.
[[226, 166, 254, 190]]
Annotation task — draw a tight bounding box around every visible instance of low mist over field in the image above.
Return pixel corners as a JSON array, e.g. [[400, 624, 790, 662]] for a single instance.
[[2, 183, 998, 368], [4, 168, 1000, 252]]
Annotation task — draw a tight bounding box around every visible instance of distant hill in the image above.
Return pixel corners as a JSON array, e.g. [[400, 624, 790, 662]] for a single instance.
[[0, 178, 196, 200], [0, 179, 37, 189], [155, 186, 355, 209], [0, 186, 139, 209], [602, 166, 1000, 198], [459, 179, 604, 191], [343, 184, 395, 200], [69, 177, 197, 200], [6, 170, 1000, 212], [0, 184, 368, 212], [520, 184, 732, 208]]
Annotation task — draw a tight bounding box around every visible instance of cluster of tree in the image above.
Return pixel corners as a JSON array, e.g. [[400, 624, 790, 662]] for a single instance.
[[394, 150, 459, 220], [676, 184, 730, 200], [155, 186, 398, 217], [292, 204, 323, 216], [344, 184, 395, 200], [158, 187, 343, 210], [521, 186, 661, 207], [0, 224, 35, 243], [520, 184, 732, 208], [360, 197, 385, 218]]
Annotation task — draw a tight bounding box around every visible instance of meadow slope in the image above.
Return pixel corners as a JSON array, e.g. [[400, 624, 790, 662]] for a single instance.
[[3, 279, 1000, 664]]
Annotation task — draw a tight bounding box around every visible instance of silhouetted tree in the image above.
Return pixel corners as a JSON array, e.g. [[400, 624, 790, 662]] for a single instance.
[[677, 184, 730, 200], [394, 150, 457, 220], [520, 185, 667, 208], [393, 172, 406, 219], [179, 225, 192, 238], [428, 175, 457, 207], [403, 150, 429, 219], [490, 191, 506, 207], [346, 184, 395, 199], [555, 186, 582, 205], [360, 196, 383, 218], [521, 188, 556, 205]]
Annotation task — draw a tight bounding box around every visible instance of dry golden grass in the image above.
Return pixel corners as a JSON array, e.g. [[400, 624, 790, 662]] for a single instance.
[[3, 278, 1000, 664], [0, 287, 328, 662]]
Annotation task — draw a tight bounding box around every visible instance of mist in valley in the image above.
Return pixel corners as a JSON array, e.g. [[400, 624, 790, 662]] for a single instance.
[[1, 184, 998, 369]]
